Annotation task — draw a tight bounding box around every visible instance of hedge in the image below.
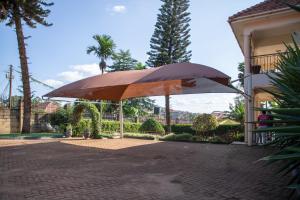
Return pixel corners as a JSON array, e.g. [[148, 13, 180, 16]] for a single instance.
[[101, 120, 141, 133], [124, 133, 157, 140], [165, 124, 195, 134], [160, 133, 193, 142], [164, 124, 243, 135]]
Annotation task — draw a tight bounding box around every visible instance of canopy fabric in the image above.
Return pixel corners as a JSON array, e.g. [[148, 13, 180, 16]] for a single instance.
[[44, 63, 237, 100]]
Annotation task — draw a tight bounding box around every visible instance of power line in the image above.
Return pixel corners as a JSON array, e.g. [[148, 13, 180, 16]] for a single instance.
[[13, 69, 55, 89]]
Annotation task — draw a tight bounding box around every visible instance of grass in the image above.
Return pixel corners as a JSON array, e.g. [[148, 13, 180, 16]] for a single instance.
[[0, 133, 64, 139]]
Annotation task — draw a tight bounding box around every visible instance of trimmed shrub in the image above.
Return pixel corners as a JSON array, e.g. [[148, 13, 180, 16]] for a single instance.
[[101, 120, 141, 133], [160, 133, 193, 142], [139, 118, 165, 134], [73, 119, 91, 137], [215, 124, 243, 135], [165, 124, 195, 135], [124, 133, 156, 140], [174, 133, 193, 141], [192, 114, 218, 136]]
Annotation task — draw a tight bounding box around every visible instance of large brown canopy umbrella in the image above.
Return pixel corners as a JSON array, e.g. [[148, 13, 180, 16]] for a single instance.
[[44, 63, 236, 100], [44, 63, 237, 137]]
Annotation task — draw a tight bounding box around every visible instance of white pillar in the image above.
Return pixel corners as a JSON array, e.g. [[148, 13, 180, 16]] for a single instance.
[[244, 33, 254, 146], [119, 100, 124, 138]]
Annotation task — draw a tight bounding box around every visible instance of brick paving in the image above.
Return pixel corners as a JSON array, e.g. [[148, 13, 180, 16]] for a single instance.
[[0, 138, 289, 200]]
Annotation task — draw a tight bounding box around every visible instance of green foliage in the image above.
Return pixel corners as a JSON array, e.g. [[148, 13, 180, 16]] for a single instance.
[[160, 133, 193, 142], [139, 118, 165, 134], [123, 98, 155, 120], [87, 34, 116, 74], [147, 0, 192, 133], [214, 124, 243, 135], [72, 119, 91, 137], [135, 62, 146, 70], [147, 0, 192, 66], [237, 62, 245, 87], [229, 96, 245, 124], [73, 102, 100, 138], [192, 114, 218, 135], [109, 49, 137, 72], [256, 39, 300, 197], [166, 124, 195, 134], [50, 106, 73, 129], [0, 0, 53, 27], [124, 133, 156, 140], [66, 123, 72, 131], [101, 120, 141, 133]]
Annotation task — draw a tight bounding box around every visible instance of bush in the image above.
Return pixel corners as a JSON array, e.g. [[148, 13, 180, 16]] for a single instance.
[[160, 133, 193, 142], [73, 119, 91, 137], [139, 118, 165, 134], [215, 124, 243, 135], [192, 114, 218, 136], [50, 107, 73, 127], [124, 133, 156, 140], [101, 120, 141, 133], [165, 124, 195, 135], [73, 102, 100, 138], [160, 133, 176, 141], [207, 136, 227, 144]]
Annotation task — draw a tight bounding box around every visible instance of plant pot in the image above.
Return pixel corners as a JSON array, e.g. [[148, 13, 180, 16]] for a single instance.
[[250, 65, 261, 74], [84, 130, 91, 139]]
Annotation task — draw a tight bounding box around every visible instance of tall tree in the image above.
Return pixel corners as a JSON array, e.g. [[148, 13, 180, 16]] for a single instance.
[[109, 49, 137, 72], [147, 0, 192, 133], [87, 34, 116, 74], [0, 0, 53, 133], [87, 34, 115, 134]]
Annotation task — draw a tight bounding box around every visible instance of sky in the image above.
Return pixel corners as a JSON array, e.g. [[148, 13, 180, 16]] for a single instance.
[[0, 0, 262, 113]]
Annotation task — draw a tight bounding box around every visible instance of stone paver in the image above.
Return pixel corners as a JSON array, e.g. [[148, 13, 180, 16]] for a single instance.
[[0, 138, 289, 200]]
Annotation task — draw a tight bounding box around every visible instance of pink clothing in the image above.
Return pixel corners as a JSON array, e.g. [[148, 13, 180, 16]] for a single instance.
[[258, 114, 269, 127]]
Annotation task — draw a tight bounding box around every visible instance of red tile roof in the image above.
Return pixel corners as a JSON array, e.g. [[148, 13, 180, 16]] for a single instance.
[[228, 0, 300, 22]]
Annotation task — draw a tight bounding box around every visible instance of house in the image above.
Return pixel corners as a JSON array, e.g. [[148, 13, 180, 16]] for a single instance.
[[228, 0, 300, 146], [211, 111, 230, 119]]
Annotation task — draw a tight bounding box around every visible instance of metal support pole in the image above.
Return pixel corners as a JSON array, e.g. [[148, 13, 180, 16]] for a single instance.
[[119, 100, 123, 138], [8, 65, 13, 109]]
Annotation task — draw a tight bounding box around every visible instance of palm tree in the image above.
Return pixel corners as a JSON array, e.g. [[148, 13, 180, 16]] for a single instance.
[[87, 34, 116, 74], [0, 0, 53, 133], [255, 39, 300, 198], [87, 34, 115, 134]]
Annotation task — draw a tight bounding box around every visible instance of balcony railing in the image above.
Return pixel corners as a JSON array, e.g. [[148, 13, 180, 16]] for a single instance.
[[251, 52, 288, 73]]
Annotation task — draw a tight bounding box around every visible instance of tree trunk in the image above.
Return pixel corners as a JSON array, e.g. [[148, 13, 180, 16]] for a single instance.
[[13, 5, 31, 133], [165, 95, 171, 133]]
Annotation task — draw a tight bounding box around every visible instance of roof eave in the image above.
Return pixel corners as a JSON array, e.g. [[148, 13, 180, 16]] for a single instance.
[[228, 7, 292, 23]]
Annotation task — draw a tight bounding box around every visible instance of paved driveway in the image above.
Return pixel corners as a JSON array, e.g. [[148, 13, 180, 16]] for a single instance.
[[0, 139, 289, 200]]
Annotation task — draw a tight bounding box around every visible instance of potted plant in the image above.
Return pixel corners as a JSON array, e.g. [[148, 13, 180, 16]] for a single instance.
[[250, 65, 261, 74], [83, 124, 91, 139], [65, 124, 73, 138]]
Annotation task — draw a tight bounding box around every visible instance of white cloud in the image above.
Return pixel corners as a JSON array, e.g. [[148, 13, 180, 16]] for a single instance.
[[112, 5, 126, 13], [58, 71, 84, 82], [56, 63, 101, 82], [43, 79, 64, 88], [70, 63, 99, 76]]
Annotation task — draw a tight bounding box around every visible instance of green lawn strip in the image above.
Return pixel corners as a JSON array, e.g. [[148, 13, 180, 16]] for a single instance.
[[0, 133, 64, 139]]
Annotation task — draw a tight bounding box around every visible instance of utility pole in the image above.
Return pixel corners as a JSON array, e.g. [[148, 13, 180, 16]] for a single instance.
[[6, 65, 14, 109]]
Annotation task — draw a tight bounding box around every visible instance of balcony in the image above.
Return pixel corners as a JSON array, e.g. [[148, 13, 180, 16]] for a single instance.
[[251, 52, 287, 73]]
